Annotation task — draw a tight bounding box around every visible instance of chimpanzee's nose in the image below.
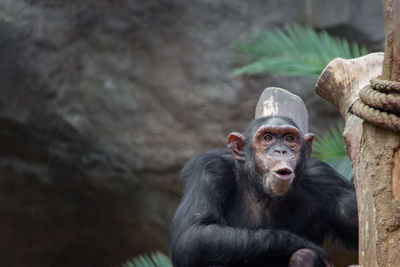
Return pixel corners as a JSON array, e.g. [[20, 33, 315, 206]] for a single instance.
[[274, 146, 288, 155]]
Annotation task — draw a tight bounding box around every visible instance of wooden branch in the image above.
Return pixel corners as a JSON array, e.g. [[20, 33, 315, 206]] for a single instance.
[[382, 0, 400, 81], [382, 0, 400, 203], [315, 53, 384, 164]]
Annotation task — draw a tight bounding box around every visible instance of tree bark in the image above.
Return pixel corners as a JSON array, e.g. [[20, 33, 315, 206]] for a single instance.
[[316, 1, 400, 266]]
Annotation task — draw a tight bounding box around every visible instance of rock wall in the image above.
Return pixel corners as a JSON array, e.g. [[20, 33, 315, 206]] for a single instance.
[[0, 0, 383, 266]]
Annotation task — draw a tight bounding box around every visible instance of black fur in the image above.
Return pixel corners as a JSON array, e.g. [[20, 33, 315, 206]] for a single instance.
[[170, 117, 358, 267]]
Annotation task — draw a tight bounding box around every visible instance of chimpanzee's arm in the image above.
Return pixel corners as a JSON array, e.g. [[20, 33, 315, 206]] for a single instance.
[[309, 160, 358, 251], [170, 151, 329, 267], [328, 177, 358, 250]]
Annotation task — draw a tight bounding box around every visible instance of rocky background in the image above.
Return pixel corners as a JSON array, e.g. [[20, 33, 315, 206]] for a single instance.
[[0, 0, 384, 266]]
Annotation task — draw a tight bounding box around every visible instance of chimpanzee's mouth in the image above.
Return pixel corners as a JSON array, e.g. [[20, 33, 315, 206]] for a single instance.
[[272, 168, 293, 180]]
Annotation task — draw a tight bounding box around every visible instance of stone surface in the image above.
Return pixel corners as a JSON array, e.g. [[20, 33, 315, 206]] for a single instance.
[[311, 0, 385, 51], [0, 0, 384, 266]]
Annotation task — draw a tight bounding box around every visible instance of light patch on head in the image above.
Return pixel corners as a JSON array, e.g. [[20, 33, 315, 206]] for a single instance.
[[261, 96, 280, 117], [255, 87, 309, 134]]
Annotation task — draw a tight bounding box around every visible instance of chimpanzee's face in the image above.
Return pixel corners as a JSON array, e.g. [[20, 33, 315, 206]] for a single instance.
[[228, 117, 314, 197], [252, 118, 304, 196]]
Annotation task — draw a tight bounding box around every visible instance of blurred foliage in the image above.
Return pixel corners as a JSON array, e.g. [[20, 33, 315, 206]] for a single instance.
[[233, 24, 368, 79], [122, 252, 172, 267], [312, 120, 353, 180]]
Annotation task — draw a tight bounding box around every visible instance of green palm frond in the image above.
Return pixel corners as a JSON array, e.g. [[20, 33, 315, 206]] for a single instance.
[[312, 120, 353, 180], [326, 157, 353, 182], [312, 120, 347, 160], [122, 252, 172, 267], [233, 24, 368, 79]]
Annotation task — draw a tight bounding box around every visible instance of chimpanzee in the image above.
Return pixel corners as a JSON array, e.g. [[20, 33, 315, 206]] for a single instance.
[[170, 88, 358, 267]]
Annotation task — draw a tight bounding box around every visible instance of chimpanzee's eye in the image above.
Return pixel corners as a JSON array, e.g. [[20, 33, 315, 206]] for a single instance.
[[263, 133, 273, 141], [285, 134, 294, 143]]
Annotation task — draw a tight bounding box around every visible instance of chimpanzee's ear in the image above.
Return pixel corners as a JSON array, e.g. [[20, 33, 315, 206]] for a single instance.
[[227, 132, 246, 161], [303, 133, 314, 157]]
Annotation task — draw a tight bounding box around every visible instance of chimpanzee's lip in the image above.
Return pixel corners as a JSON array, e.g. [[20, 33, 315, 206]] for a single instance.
[[272, 167, 294, 180]]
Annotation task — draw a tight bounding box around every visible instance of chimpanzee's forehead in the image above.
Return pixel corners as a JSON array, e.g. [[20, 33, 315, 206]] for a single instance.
[[252, 116, 298, 129], [245, 116, 299, 137], [263, 117, 296, 126]]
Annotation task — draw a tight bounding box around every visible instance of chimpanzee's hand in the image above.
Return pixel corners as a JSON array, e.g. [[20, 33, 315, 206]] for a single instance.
[[289, 248, 334, 267]]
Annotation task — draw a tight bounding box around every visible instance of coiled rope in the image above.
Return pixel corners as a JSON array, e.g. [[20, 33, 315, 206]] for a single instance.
[[350, 76, 400, 132]]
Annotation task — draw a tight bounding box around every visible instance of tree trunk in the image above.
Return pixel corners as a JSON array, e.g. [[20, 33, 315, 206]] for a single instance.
[[316, 1, 400, 266]]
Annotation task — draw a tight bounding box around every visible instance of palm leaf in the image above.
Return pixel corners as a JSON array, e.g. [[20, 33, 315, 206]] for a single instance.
[[122, 252, 172, 267], [312, 120, 353, 181], [326, 156, 353, 182], [233, 24, 368, 79]]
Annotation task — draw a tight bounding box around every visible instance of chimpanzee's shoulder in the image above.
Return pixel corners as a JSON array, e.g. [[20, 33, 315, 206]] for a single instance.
[[302, 158, 352, 187], [180, 149, 236, 182], [305, 158, 334, 172]]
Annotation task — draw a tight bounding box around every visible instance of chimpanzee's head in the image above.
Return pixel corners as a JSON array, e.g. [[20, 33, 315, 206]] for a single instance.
[[227, 116, 314, 197]]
